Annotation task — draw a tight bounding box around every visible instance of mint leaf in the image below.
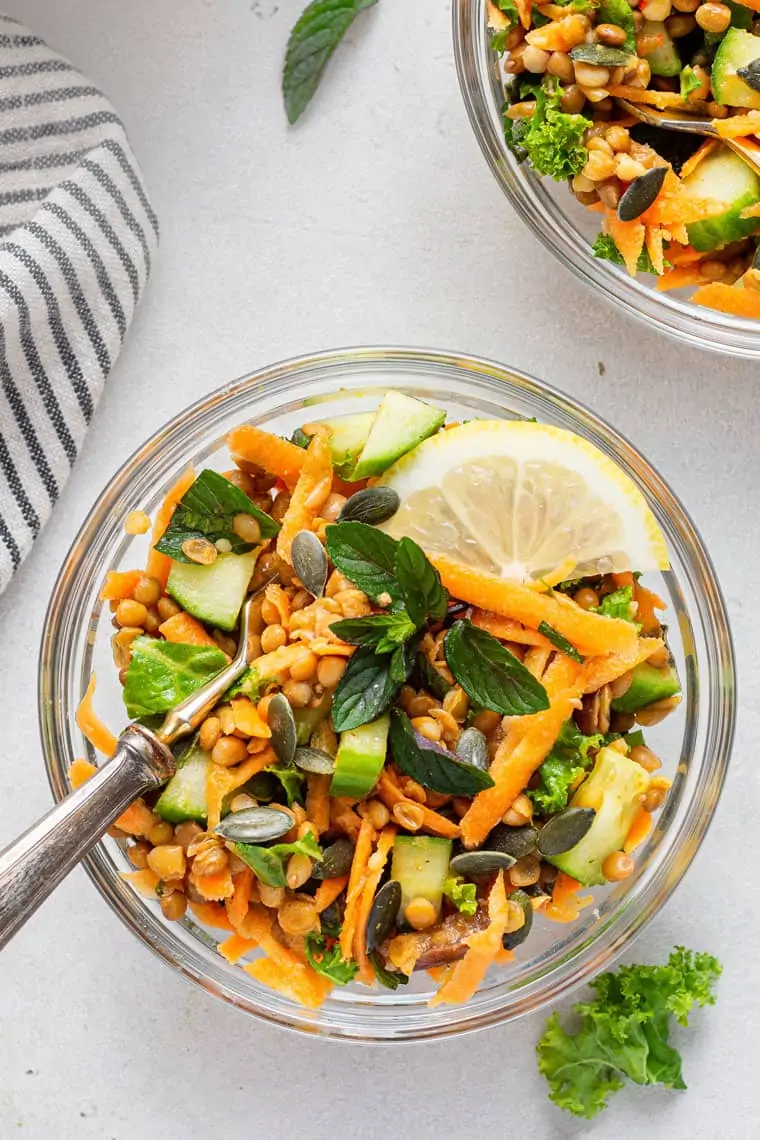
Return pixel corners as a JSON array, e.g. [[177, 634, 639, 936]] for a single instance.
[[235, 832, 322, 888], [324, 521, 403, 607], [268, 763, 305, 807], [122, 637, 227, 718], [331, 647, 399, 732], [389, 634, 422, 685], [414, 652, 453, 700], [444, 620, 550, 717], [305, 932, 359, 984], [283, 0, 378, 125], [389, 709, 494, 796], [538, 621, 584, 663], [330, 612, 417, 652], [394, 536, 449, 626], [155, 469, 279, 561]]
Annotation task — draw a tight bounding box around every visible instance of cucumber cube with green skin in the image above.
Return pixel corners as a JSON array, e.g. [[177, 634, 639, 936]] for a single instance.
[[351, 392, 446, 480], [317, 412, 376, 479], [685, 146, 760, 251], [155, 744, 210, 823], [547, 747, 650, 886], [391, 835, 453, 922], [330, 714, 390, 799], [712, 28, 760, 110], [166, 550, 257, 631], [610, 661, 681, 713], [644, 21, 681, 77]]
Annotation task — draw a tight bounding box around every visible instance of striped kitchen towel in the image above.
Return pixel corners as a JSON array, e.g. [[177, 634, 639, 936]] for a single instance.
[[0, 12, 158, 592]]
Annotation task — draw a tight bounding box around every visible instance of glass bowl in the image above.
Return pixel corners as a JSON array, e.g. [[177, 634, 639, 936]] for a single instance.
[[453, 0, 760, 358], [40, 347, 735, 1041]]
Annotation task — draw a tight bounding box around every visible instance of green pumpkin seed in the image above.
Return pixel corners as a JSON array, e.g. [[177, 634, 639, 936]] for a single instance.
[[312, 837, 355, 880], [365, 879, 402, 953], [247, 771, 279, 803], [450, 850, 516, 879], [617, 166, 667, 223], [537, 807, 596, 857], [570, 43, 632, 67], [214, 805, 293, 843], [502, 888, 533, 951], [338, 486, 401, 525], [291, 529, 328, 598], [267, 692, 297, 768], [293, 745, 336, 776], [486, 822, 539, 861], [739, 59, 760, 92], [455, 727, 489, 771]]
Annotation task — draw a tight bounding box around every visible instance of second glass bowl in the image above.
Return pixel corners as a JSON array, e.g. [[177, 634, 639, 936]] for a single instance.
[[40, 347, 734, 1040]]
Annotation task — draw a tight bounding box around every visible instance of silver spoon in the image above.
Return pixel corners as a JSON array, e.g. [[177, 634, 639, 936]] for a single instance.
[[0, 577, 276, 950], [615, 97, 760, 176]]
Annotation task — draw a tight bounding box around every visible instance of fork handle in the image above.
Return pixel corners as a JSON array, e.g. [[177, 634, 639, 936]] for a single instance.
[[0, 725, 173, 951]]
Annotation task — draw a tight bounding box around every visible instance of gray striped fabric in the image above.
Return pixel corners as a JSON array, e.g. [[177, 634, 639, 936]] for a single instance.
[[0, 12, 158, 592]]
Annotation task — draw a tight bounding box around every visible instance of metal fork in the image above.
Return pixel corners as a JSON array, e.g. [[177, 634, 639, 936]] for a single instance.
[[0, 578, 275, 951], [615, 98, 760, 176]]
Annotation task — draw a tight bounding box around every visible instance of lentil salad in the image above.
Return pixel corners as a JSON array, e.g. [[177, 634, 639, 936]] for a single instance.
[[73, 391, 681, 1009], [489, 0, 760, 317]]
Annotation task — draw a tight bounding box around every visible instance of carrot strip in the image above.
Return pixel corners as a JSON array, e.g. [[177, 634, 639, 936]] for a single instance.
[[76, 674, 117, 757], [230, 696, 271, 739], [607, 213, 646, 278], [624, 806, 653, 853], [607, 84, 688, 108], [339, 816, 374, 961], [145, 465, 196, 586], [471, 610, 553, 648], [354, 825, 397, 985], [741, 201, 760, 219], [188, 901, 235, 931], [645, 224, 665, 277], [306, 772, 331, 835], [713, 111, 760, 137], [193, 867, 235, 900], [99, 570, 142, 601], [692, 281, 760, 319], [205, 747, 278, 830], [158, 611, 220, 649], [376, 772, 461, 839], [581, 637, 666, 694], [635, 582, 665, 634], [524, 646, 551, 680], [544, 872, 593, 923], [227, 868, 254, 931], [68, 757, 97, 788], [656, 264, 710, 292], [114, 799, 158, 837], [433, 556, 638, 657], [244, 956, 333, 1008], [665, 245, 706, 267], [121, 869, 160, 898], [217, 934, 257, 965], [276, 431, 333, 564], [679, 138, 718, 180], [227, 424, 306, 491], [429, 872, 508, 1006], [315, 874, 350, 913]]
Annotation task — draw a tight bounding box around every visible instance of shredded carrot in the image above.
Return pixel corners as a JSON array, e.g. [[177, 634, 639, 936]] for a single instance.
[[121, 869, 160, 898], [158, 611, 220, 649], [354, 825, 397, 985], [635, 582, 665, 635], [227, 424, 306, 491], [376, 771, 461, 839], [340, 815, 375, 961], [679, 138, 718, 180], [741, 201, 760, 219], [231, 696, 271, 739], [607, 85, 688, 109], [515, 0, 532, 27], [429, 872, 508, 1006], [68, 757, 97, 788], [524, 646, 551, 679], [76, 674, 117, 757], [99, 569, 142, 601], [581, 637, 666, 694], [205, 747, 277, 830], [494, 947, 516, 966], [733, 0, 760, 10], [471, 610, 553, 648], [114, 798, 158, 837], [525, 12, 586, 47], [217, 934, 257, 965], [306, 772, 331, 835], [656, 264, 710, 292], [624, 807, 653, 853], [434, 557, 637, 657], [552, 871, 582, 904], [665, 244, 706, 267], [193, 867, 235, 901], [693, 281, 760, 319], [145, 465, 196, 586], [315, 874, 350, 913], [607, 213, 646, 278], [427, 963, 456, 984], [244, 956, 333, 1008], [188, 901, 235, 931], [329, 797, 363, 839], [264, 582, 291, 628], [713, 111, 760, 138], [227, 868, 254, 930], [307, 640, 355, 657], [276, 431, 333, 565], [645, 224, 666, 277]]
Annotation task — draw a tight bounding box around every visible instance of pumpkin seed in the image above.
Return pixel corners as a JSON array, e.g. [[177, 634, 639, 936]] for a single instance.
[[268, 692, 297, 768], [338, 486, 401, 525], [502, 888, 533, 951], [312, 837, 355, 880], [753, 243, 760, 271], [365, 879, 402, 953], [247, 771, 279, 803], [455, 727, 489, 771], [570, 43, 632, 67], [537, 807, 596, 857], [486, 822, 539, 861], [214, 805, 293, 843], [293, 745, 335, 776], [617, 165, 667, 223], [450, 850, 516, 879], [739, 59, 760, 93], [291, 529, 328, 598]]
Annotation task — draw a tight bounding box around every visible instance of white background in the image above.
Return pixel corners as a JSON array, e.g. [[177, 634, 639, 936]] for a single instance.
[[0, 1, 757, 1136]]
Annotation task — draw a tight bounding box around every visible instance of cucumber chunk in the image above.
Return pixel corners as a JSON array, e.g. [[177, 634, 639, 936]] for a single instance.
[[330, 714, 390, 799], [391, 835, 453, 922], [712, 28, 760, 110], [351, 392, 446, 480], [644, 21, 681, 77], [155, 743, 210, 823], [611, 661, 681, 713], [166, 550, 257, 631], [547, 747, 650, 886], [318, 412, 376, 478], [684, 145, 760, 251]]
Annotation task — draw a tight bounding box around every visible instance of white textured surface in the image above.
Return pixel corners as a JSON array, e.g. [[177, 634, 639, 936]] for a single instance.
[[0, 1, 756, 1136]]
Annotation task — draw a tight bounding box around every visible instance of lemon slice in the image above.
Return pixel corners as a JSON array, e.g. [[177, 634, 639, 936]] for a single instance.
[[378, 420, 669, 581]]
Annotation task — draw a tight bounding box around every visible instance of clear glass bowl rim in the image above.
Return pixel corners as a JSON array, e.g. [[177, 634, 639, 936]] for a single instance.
[[452, 0, 760, 359], [39, 345, 735, 1041]]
